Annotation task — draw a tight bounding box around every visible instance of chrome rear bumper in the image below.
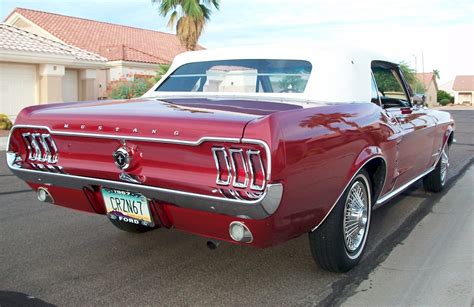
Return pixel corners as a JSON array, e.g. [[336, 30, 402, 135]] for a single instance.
[[6, 152, 283, 219]]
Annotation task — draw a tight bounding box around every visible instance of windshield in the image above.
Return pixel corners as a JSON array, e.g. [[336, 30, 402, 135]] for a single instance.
[[156, 59, 312, 94]]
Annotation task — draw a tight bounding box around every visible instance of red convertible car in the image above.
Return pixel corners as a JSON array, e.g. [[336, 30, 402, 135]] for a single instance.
[[6, 47, 454, 272]]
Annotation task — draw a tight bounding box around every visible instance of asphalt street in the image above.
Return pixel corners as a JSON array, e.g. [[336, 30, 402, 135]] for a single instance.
[[0, 110, 472, 306]]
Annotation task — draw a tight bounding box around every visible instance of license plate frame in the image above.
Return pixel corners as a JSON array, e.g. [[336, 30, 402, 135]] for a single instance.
[[101, 187, 154, 227]]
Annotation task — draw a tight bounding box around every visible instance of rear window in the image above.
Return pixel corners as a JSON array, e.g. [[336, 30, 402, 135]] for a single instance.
[[156, 59, 312, 94]]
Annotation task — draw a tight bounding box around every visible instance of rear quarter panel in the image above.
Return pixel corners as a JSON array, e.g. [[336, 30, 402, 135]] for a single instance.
[[244, 102, 398, 242]]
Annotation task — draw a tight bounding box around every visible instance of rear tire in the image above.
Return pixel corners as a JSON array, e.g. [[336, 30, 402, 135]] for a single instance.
[[423, 144, 449, 193], [309, 170, 372, 273], [109, 218, 158, 233]]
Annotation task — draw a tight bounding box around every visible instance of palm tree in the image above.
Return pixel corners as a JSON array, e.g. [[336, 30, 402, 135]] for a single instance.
[[152, 0, 220, 51], [153, 63, 171, 82]]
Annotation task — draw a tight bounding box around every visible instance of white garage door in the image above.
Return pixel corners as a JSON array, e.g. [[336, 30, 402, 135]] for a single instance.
[[62, 69, 79, 102], [458, 92, 472, 105], [0, 63, 37, 118]]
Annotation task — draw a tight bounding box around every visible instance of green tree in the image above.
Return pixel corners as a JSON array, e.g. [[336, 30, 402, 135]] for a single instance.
[[152, 0, 220, 51], [400, 62, 417, 87], [153, 63, 171, 83], [374, 62, 425, 94]]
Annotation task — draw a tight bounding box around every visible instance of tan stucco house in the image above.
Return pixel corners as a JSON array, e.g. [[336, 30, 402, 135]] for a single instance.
[[4, 7, 195, 98], [452, 75, 474, 105], [0, 23, 106, 119], [415, 72, 438, 107]]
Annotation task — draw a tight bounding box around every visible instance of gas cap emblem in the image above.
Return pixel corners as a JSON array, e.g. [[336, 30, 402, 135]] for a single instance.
[[113, 147, 131, 170]]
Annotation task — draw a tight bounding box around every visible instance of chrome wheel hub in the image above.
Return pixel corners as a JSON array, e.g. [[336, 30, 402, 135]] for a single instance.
[[440, 147, 449, 185], [343, 181, 369, 253]]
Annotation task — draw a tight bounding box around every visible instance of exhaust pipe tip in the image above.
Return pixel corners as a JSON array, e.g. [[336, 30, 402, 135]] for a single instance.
[[206, 240, 220, 250], [229, 221, 253, 243], [37, 187, 54, 203]]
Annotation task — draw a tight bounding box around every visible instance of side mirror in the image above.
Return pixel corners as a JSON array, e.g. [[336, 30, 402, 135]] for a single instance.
[[412, 94, 425, 106]]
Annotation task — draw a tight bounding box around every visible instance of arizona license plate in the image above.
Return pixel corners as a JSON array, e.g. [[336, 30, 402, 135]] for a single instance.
[[102, 188, 153, 227]]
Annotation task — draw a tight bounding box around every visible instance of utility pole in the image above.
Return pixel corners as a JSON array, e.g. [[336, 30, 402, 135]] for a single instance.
[[422, 50, 425, 91]]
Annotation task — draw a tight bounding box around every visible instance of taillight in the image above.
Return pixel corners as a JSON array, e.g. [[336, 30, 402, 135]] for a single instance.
[[247, 150, 266, 191], [212, 146, 266, 191], [229, 149, 249, 188], [21, 132, 59, 164], [212, 147, 231, 185]]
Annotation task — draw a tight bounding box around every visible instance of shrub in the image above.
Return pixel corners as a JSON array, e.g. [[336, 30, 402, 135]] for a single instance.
[[439, 98, 451, 106], [437, 90, 454, 104], [107, 77, 154, 99], [0, 114, 12, 130]]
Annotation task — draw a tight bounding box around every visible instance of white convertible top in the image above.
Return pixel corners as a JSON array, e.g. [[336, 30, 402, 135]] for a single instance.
[[143, 44, 397, 105]]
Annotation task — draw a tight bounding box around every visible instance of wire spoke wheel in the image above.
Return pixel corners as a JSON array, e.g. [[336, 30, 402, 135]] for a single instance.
[[309, 170, 372, 272], [343, 181, 369, 254], [440, 146, 449, 185]]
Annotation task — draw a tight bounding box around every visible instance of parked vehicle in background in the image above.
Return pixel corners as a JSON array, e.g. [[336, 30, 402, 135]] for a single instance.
[[6, 47, 454, 272]]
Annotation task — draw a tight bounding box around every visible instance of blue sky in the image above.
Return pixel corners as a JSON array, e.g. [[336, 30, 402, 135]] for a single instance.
[[1, 0, 473, 84]]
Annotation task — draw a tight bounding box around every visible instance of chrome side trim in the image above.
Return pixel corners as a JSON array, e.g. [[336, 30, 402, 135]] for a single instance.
[[9, 125, 271, 180], [6, 152, 283, 220], [374, 132, 452, 207], [374, 166, 435, 207], [311, 155, 386, 232], [229, 148, 249, 188], [247, 149, 266, 191], [212, 147, 231, 186]]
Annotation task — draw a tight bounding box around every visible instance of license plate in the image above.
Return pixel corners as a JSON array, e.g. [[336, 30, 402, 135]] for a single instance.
[[102, 188, 153, 227]]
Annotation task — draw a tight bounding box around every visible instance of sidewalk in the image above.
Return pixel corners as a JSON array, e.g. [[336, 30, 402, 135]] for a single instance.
[[343, 165, 473, 306], [0, 130, 8, 151], [434, 105, 474, 111]]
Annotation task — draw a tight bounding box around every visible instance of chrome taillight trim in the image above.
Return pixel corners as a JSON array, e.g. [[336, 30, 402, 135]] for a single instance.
[[30, 133, 42, 161], [229, 148, 249, 189], [228, 189, 244, 200], [34, 133, 49, 163], [42, 134, 59, 164], [21, 132, 59, 164], [21, 133, 34, 161], [213, 147, 267, 191], [212, 147, 231, 186], [247, 150, 266, 191]]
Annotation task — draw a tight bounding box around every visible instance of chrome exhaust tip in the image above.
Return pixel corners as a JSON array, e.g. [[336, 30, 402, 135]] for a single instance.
[[229, 221, 253, 243], [37, 187, 54, 203]]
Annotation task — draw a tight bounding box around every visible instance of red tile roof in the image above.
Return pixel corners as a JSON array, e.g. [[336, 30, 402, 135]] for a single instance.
[[453, 75, 474, 92], [0, 23, 106, 62], [415, 72, 435, 89], [6, 7, 202, 64]]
